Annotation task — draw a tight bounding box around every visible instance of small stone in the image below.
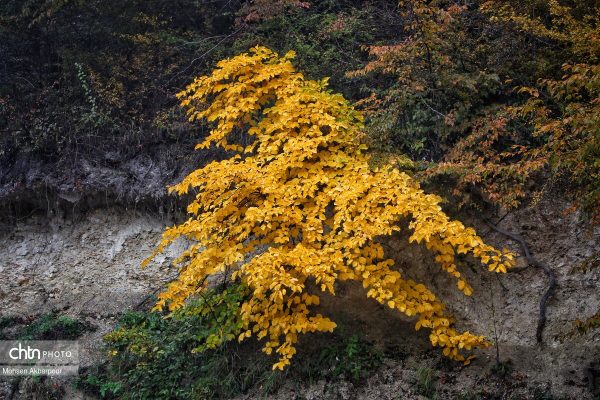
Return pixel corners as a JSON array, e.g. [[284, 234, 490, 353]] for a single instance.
[[16, 245, 29, 257], [18, 277, 30, 286]]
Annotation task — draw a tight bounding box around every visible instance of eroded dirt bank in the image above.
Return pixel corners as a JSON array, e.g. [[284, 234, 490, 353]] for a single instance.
[[0, 209, 185, 367], [0, 197, 598, 399]]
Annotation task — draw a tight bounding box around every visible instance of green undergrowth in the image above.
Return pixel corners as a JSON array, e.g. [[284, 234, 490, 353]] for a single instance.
[[0, 313, 90, 400], [76, 283, 383, 399], [0, 312, 90, 340]]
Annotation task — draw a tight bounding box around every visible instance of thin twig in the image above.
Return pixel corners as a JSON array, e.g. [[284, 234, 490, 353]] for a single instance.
[[489, 279, 501, 365], [484, 219, 557, 344]]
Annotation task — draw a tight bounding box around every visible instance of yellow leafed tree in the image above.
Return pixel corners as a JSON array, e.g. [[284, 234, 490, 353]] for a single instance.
[[144, 46, 514, 370]]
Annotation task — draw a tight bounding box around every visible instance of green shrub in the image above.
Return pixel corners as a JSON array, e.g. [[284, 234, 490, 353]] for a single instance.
[[77, 283, 275, 400], [0, 315, 21, 340], [307, 334, 382, 383], [18, 314, 89, 340], [0, 313, 89, 340], [416, 365, 438, 399], [78, 283, 384, 399]]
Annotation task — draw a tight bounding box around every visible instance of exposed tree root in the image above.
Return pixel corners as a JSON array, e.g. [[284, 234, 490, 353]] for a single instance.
[[484, 220, 557, 344]]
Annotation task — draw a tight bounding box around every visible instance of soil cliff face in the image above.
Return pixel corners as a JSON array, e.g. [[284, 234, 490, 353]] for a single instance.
[[0, 210, 181, 369], [381, 198, 600, 398], [0, 195, 598, 399]]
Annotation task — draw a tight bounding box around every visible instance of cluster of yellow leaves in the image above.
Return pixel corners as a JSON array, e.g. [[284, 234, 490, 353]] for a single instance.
[[144, 46, 514, 370]]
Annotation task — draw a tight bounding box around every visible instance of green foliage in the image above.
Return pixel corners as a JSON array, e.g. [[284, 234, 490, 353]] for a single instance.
[[420, 1, 600, 216], [171, 282, 248, 353], [74, 62, 113, 130], [81, 282, 384, 399], [3, 0, 599, 220], [348, 1, 509, 159], [0, 0, 400, 162], [0, 0, 239, 158], [491, 360, 513, 378], [340, 335, 382, 381], [18, 313, 88, 340], [416, 365, 438, 399], [339, 0, 600, 220], [0, 315, 21, 334], [78, 375, 123, 399], [232, 0, 400, 99], [0, 313, 89, 340], [301, 334, 382, 383], [84, 283, 276, 400]]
